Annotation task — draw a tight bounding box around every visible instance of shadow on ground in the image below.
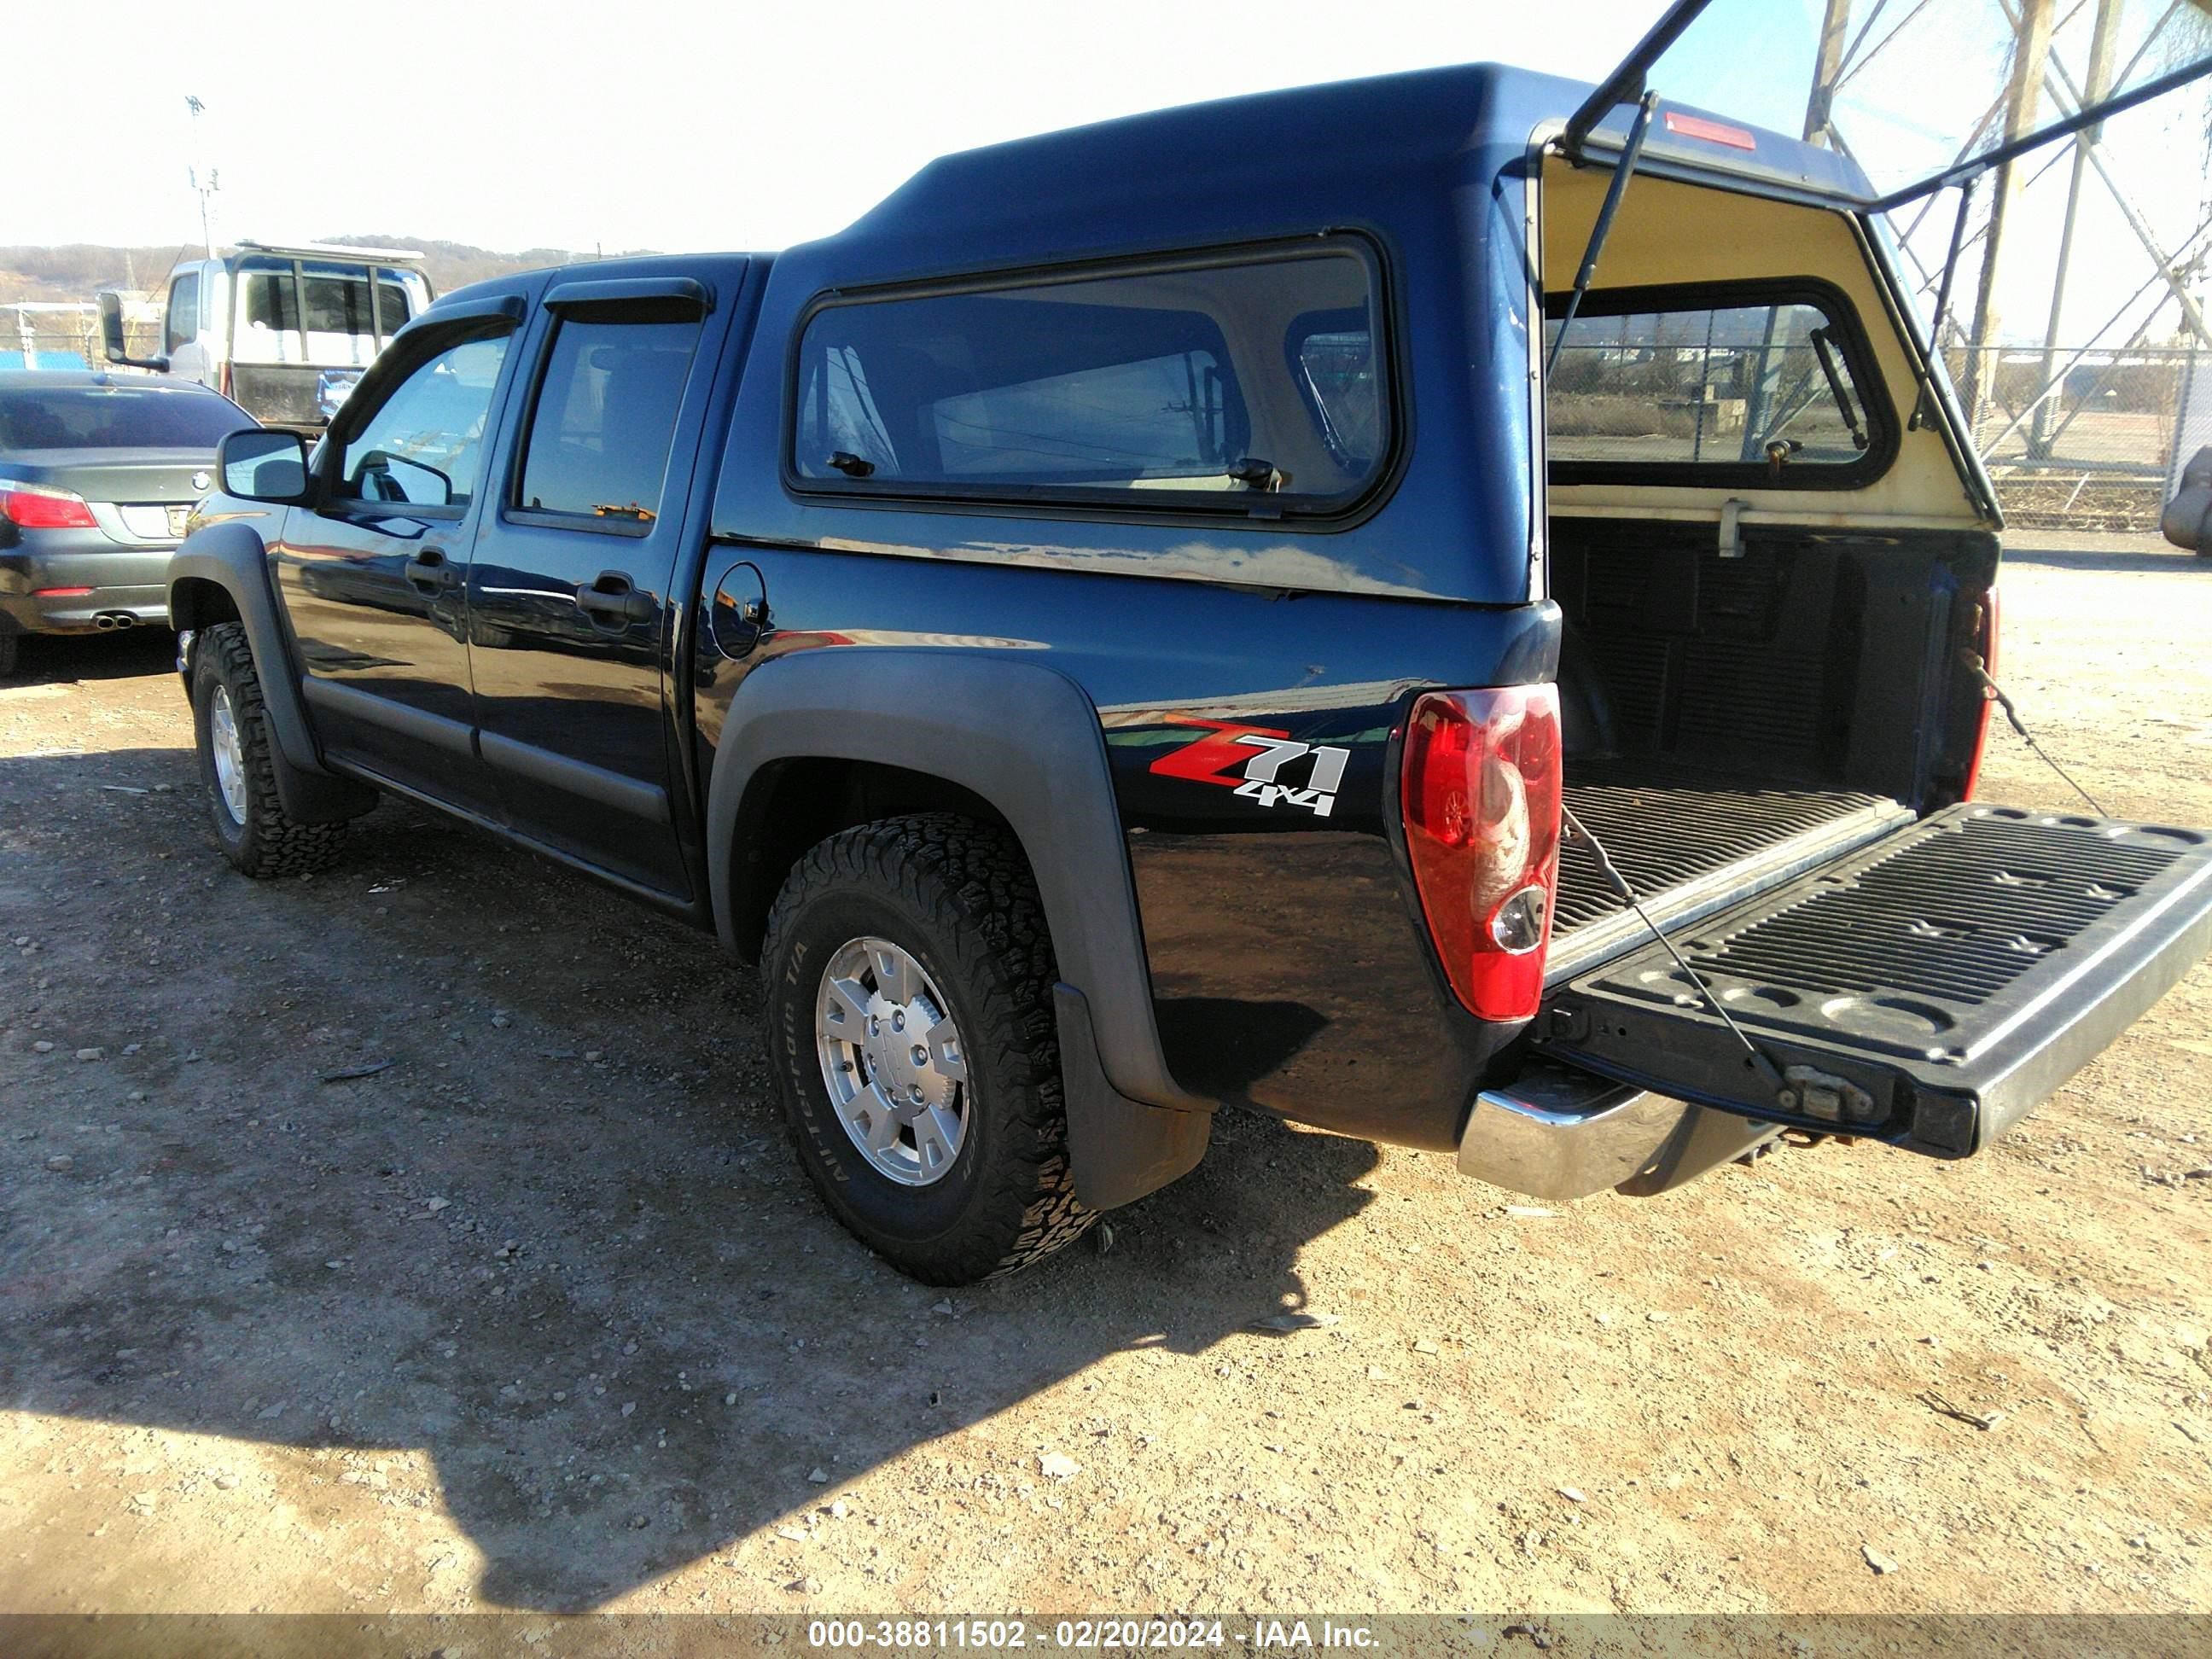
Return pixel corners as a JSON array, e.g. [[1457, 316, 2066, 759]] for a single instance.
[[0, 726, 1382, 1610], [3, 627, 178, 687]]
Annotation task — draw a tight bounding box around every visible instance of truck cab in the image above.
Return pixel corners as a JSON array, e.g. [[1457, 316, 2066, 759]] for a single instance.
[[102, 242, 432, 430]]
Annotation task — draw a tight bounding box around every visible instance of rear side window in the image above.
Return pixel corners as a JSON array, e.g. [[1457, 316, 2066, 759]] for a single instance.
[[1543, 282, 1891, 487], [516, 315, 703, 523], [791, 242, 1389, 516], [165, 274, 200, 353]]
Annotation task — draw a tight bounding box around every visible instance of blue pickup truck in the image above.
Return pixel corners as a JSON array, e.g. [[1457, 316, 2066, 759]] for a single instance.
[[168, 35, 2212, 1283]]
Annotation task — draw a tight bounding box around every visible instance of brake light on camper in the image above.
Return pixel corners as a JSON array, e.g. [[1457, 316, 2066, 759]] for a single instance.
[[1662, 111, 1757, 150], [1400, 685, 1563, 1021], [0, 483, 98, 530]]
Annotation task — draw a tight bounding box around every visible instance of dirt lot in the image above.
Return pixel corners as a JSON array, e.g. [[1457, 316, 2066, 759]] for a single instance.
[[1, 531, 2208, 1623]]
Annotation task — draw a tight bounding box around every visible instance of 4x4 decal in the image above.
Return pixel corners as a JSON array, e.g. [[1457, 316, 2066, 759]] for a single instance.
[[1149, 715, 1352, 818]]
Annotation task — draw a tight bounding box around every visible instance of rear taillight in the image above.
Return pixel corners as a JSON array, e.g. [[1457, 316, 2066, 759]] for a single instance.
[[1961, 585, 2000, 800], [1400, 684, 1563, 1022], [0, 482, 99, 530]]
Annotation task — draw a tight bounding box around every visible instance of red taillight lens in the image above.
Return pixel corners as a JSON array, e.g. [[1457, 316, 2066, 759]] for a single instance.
[[1400, 684, 1563, 1022], [1, 484, 99, 529], [1961, 585, 2000, 800]]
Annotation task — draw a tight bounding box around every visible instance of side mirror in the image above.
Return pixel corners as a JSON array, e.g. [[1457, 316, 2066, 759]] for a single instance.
[[2165, 445, 2212, 556], [218, 429, 311, 504], [96, 290, 169, 371], [97, 290, 128, 364]]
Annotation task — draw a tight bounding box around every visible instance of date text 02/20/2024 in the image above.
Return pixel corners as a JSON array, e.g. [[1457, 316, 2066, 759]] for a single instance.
[[804, 1619, 1377, 1648]]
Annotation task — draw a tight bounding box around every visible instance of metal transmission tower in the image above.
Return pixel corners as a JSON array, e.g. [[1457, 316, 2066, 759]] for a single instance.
[[1957, 0, 2056, 432], [1801, 0, 2212, 449], [2030, 0, 2127, 454]]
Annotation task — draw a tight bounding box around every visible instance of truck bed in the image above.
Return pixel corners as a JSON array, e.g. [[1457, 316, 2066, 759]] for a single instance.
[[1550, 761, 1909, 981], [1540, 516, 1989, 981]]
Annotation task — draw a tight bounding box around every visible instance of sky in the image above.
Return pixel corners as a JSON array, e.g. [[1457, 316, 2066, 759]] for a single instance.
[[17, 0, 2210, 346]]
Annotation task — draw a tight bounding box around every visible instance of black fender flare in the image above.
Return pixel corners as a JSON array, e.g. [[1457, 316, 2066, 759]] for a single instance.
[[706, 648, 1213, 1209], [168, 520, 378, 825]]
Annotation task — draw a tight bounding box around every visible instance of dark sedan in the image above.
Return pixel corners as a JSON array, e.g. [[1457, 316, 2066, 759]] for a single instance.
[[0, 371, 255, 676]]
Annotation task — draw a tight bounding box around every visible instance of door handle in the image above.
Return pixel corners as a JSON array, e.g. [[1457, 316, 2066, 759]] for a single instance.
[[575, 570, 657, 626], [405, 547, 456, 591]]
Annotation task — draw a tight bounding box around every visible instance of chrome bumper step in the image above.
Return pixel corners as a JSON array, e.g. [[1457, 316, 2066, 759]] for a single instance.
[[1458, 1059, 1777, 1201]]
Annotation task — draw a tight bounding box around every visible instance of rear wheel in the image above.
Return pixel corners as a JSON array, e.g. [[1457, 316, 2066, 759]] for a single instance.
[[761, 814, 1091, 1284], [191, 622, 346, 878]]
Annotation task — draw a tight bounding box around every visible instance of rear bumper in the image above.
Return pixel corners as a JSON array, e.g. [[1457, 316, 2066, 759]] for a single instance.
[[1458, 1059, 1778, 1200], [0, 535, 173, 634]]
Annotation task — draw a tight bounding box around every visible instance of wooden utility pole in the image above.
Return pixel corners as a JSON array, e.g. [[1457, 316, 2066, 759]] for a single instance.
[[1803, 0, 1853, 147], [1957, 0, 2056, 436]]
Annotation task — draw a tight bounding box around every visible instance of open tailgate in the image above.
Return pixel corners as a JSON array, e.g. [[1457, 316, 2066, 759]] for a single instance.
[[1534, 805, 2212, 1157]]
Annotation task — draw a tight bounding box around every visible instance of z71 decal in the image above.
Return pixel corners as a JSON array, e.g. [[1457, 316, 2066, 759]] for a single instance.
[[1149, 716, 1352, 817]]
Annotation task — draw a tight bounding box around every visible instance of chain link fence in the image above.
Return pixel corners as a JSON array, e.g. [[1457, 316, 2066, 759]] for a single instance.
[[3, 304, 164, 373], [1947, 343, 2200, 531]]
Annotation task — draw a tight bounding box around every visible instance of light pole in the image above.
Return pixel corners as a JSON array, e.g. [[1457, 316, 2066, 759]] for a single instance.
[[185, 95, 218, 258]]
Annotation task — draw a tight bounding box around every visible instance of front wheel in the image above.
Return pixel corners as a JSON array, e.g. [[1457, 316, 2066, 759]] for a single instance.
[[760, 814, 1091, 1284], [191, 622, 346, 878]]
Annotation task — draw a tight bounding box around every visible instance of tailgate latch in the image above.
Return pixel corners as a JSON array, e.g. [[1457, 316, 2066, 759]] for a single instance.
[[1779, 1065, 1877, 1126]]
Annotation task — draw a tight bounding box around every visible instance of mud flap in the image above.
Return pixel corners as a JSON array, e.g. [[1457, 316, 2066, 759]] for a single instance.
[[1054, 984, 1212, 1209], [1534, 806, 2212, 1157]]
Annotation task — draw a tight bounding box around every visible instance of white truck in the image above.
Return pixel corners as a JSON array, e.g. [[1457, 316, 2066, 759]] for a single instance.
[[100, 241, 434, 430]]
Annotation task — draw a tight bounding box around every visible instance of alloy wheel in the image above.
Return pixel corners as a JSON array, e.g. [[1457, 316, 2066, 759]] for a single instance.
[[814, 935, 970, 1185], [209, 684, 248, 824]]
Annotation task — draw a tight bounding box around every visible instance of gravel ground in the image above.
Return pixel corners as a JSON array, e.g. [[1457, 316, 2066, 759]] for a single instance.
[[0, 530, 2207, 1620]]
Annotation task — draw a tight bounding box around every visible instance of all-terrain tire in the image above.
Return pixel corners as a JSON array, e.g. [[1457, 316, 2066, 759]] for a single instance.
[[191, 621, 346, 878], [761, 813, 1093, 1284]]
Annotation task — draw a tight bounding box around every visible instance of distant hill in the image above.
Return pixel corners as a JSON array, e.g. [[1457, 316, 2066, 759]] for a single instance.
[[0, 236, 654, 305]]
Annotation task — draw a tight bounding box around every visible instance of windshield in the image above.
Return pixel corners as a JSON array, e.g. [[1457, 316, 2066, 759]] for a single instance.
[[0, 383, 252, 451]]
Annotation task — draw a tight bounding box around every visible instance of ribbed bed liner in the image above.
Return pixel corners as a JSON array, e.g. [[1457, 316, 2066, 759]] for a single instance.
[[1555, 762, 1895, 938]]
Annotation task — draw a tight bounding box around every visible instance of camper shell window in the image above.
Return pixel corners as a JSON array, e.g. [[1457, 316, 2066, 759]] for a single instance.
[[1544, 279, 1895, 490], [789, 240, 1393, 519]]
